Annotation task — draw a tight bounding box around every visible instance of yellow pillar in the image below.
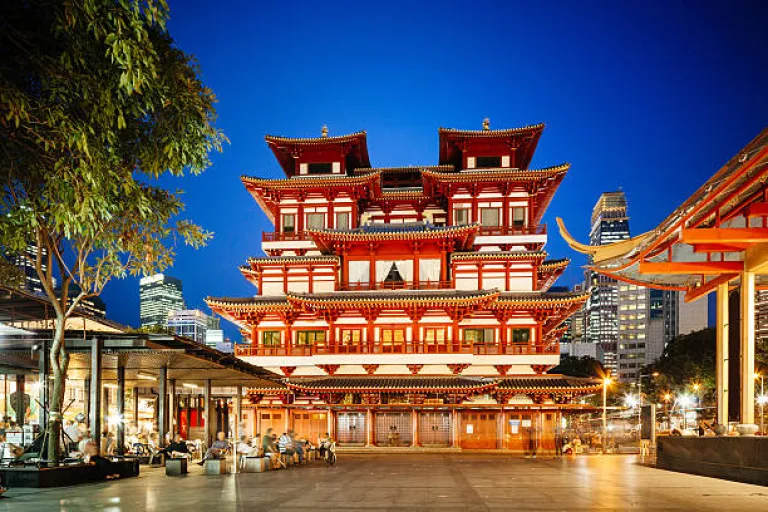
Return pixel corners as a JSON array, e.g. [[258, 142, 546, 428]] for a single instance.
[[740, 271, 756, 425], [716, 283, 729, 426]]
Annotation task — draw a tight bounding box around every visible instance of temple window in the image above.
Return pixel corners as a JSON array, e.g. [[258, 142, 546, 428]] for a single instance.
[[454, 208, 470, 225], [282, 214, 295, 233], [511, 328, 531, 343], [335, 212, 350, 230], [424, 327, 447, 344], [475, 156, 502, 168], [512, 207, 526, 229], [296, 330, 326, 346], [307, 162, 333, 175], [262, 331, 281, 346], [463, 328, 495, 344], [480, 208, 500, 227], [306, 213, 325, 230], [381, 328, 406, 345], [340, 329, 362, 344]]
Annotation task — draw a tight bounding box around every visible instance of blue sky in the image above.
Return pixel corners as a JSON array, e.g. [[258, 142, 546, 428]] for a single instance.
[[100, 0, 768, 339]]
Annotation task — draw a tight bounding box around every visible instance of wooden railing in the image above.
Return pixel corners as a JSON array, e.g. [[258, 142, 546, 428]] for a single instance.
[[235, 342, 557, 357], [262, 231, 311, 242], [477, 224, 546, 236], [339, 280, 452, 291]]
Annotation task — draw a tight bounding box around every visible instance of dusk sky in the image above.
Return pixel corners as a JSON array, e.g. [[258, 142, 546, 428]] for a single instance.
[[100, 1, 768, 340]]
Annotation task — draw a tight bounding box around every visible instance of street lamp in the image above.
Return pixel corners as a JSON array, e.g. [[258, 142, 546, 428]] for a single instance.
[[602, 376, 612, 453]]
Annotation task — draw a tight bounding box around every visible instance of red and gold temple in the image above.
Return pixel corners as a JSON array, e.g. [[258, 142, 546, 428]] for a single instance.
[[207, 121, 598, 450]]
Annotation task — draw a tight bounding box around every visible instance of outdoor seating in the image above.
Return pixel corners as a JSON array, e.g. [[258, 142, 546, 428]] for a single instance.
[[165, 457, 187, 476], [203, 458, 229, 475], [241, 456, 265, 473]]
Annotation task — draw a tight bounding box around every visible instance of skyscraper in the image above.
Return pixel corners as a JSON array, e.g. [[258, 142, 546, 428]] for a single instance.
[[139, 274, 183, 327], [10, 243, 48, 295], [168, 308, 213, 344], [586, 191, 630, 373]]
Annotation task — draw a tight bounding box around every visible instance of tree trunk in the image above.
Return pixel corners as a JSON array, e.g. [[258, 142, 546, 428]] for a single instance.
[[46, 314, 69, 463]]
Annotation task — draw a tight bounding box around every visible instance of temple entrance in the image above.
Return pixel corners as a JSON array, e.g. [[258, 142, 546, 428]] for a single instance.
[[259, 409, 285, 435], [504, 412, 533, 451], [418, 411, 451, 446], [540, 412, 557, 452], [336, 412, 366, 445], [460, 410, 498, 449], [375, 412, 412, 446], [291, 410, 327, 444]]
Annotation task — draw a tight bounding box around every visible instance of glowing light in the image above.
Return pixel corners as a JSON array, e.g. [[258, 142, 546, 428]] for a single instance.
[[663, 393, 672, 402], [757, 395, 768, 406], [107, 414, 123, 426], [692, 383, 700, 391], [603, 376, 613, 386], [624, 395, 639, 408], [678, 394, 693, 408]]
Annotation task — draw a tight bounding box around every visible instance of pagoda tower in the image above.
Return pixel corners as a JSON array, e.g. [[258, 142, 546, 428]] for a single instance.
[[207, 121, 598, 450]]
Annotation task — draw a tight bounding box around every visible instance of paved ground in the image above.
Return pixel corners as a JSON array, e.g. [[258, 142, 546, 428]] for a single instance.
[[1, 454, 766, 511]]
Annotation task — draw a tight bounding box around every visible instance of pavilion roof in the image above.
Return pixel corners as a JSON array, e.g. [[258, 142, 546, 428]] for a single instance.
[[285, 289, 499, 309], [491, 291, 590, 308], [438, 123, 545, 170], [557, 127, 768, 301], [246, 255, 340, 266], [307, 221, 479, 252], [241, 172, 381, 190], [284, 376, 497, 393], [264, 131, 371, 176], [450, 250, 547, 262], [496, 375, 600, 394]]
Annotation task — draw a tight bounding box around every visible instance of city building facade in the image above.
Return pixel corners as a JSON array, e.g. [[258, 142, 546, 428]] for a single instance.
[[139, 274, 183, 327], [207, 122, 598, 450], [167, 309, 215, 344]]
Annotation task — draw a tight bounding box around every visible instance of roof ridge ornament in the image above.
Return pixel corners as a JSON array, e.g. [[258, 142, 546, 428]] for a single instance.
[[321, 124, 328, 138], [483, 117, 490, 131]]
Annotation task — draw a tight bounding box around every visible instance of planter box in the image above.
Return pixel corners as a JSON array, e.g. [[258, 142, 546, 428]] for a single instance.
[[0, 460, 139, 488]]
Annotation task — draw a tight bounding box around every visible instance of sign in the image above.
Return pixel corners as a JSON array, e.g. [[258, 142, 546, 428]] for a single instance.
[[521, 419, 532, 428], [466, 424, 474, 434], [509, 419, 520, 434]]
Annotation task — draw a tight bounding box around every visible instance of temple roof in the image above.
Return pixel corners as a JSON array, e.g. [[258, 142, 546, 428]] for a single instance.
[[285, 289, 499, 308], [307, 222, 479, 252], [206, 296, 291, 311], [274, 375, 599, 394], [241, 172, 380, 190], [246, 255, 340, 266], [492, 291, 590, 308], [352, 165, 454, 175], [451, 250, 547, 262], [265, 131, 371, 176], [438, 123, 545, 170], [558, 127, 768, 300], [422, 164, 569, 183]]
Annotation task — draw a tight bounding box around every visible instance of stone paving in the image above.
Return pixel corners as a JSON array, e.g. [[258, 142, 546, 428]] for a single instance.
[[1, 454, 767, 511]]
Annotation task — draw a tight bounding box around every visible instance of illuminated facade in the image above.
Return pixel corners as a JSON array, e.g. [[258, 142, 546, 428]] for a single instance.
[[208, 121, 598, 450]]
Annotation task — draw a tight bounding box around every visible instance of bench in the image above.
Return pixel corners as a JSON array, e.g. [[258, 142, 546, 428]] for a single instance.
[[165, 458, 188, 476], [203, 458, 230, 475]]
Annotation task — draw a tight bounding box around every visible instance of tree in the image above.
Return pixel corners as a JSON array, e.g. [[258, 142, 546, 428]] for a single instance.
[[643, 328, 716, 404], [549, 355, 605, 378], [0, 0, 225, 462]]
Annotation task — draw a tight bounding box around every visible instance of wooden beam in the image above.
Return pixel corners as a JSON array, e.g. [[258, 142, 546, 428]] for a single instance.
[[744, 242, 768, 273], [745, 201, 768, 218], [692, 243, 750, 253], [681, 227, 768, 245], [684, 273, 738, 303], [639, 260, 743, 275]]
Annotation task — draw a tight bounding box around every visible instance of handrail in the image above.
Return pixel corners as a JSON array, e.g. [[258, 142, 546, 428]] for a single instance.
[[477, 224, 546, 236], [262, 231, 310, 242], [235, 341, 553, 357], [339, 280, 452, 291]]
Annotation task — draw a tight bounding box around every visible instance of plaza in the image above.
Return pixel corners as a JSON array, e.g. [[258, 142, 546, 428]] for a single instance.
[[1, 454, 767, 511]]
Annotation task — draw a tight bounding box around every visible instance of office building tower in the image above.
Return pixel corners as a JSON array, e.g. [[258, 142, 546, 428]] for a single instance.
[[139, 274, 183, 327]]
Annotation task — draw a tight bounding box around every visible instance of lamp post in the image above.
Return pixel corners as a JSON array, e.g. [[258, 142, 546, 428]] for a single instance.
[[602, 376, 612, 454]]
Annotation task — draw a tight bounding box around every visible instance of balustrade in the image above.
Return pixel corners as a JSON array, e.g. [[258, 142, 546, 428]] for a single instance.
[[235, 341, 555, 357], [477, 224, 546, 236]]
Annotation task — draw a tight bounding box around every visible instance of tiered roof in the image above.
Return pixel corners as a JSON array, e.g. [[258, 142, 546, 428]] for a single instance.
[[265, 131, 371, 176], [438, 123, 545, 170]]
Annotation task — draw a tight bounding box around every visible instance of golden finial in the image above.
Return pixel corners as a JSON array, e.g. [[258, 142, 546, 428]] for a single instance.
[[482, 117, 490, 131], [321, 125, 328, 138]]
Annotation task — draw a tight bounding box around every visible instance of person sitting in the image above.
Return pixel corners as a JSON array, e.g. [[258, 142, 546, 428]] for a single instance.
[[198, 431, 230, 465], [63, 419, 82, 454], [160, 434, 192, 460], [262, 429, 279, 468], [84, 441, 120, 479], [289, 430, 304, 463], [278, 431, 294, 460], [318, 432, 332, 459]]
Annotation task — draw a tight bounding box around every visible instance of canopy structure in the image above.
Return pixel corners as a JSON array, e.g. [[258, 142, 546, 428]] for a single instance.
[[559, 127, 768, 427]]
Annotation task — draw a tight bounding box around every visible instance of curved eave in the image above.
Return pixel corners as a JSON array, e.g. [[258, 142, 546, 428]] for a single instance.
[[241, 172, 381, 190], [286, 290, 500, 309], [438, 123, 545, 137], [265, 131, 367, 145], [451, 250, 547, 262], [306, 223, 480, 242], [246, 255, 340, 266], [422, 163, 569, 182], [491, 292, 590, 309], [205, 297, 292, 312]]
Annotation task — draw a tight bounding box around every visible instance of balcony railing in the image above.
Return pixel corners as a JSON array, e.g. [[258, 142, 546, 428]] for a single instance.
[[339, 280, 452, 291], [477, 224, 546, 237], [235, 341, 558, 357], [262, 231, 311, 242]]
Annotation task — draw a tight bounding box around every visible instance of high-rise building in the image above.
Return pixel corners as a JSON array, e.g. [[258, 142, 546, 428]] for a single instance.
[[561, 282, 587, 358], [54, 282, 107, 318], [167, 308, 213, 344], [586, 191, 630, 373], [10, 243, 48, 295], [207, 122, 599, 451], [139, 274, 183, 327]]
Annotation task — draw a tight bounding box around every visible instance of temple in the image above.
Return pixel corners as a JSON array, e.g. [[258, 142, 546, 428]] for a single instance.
[[207, 120, 598, 450]]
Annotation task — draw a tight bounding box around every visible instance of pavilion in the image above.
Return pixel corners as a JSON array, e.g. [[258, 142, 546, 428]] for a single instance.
[[559, 127, 768, 430]]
